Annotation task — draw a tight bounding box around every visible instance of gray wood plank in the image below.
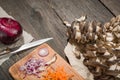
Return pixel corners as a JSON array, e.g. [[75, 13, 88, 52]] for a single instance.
[[0, 0, 67, 79], [0, 67, 9, 80], [0, 62, 13, 80], [51, 0, 113, 23], [0, 0, 67, 57], [101, 0, 120, 16]]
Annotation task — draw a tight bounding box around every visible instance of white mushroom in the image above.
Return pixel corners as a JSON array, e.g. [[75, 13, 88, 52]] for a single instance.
[[106, 32, 114, 42], [104, 51, 110, 56], [113, 25, 120, 32], [75, 31, 81, 42], [75, 16, 86, 22], [72, 45, 81, 59], [63, 21, 71, 27]]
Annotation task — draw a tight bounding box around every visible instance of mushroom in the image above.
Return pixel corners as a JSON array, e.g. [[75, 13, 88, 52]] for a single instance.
[[111, 49, 120, 57], [80, 34, 86, 44], [86, 44, 96, 51], [64, 15, 120, 79], [110, 17, 116, 26], [116, 15, 120, 21], [79, 21, 86, 34], [106, 60, 116, 66], [96, 47, 106, 54], [114, 32, 120, 39], [75, 16, 86, 22], [105, 32, 114, 42], [112, 25, 120, 32], [63, 21, 71, 27], [104, 22, 111, 30], [83, 51, 96, 58], [84, 61, 109, 72], [72, 45, 81, 59], [104, 70, 120, 77]]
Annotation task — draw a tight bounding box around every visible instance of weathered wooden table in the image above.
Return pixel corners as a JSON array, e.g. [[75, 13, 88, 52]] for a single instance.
[[0, 0, 119, 80]]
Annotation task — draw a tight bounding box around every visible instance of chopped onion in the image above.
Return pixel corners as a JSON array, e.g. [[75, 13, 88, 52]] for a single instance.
[[19, 58, 47, 78], [38, 48, 49, 57], [19, 54, 57, 79]]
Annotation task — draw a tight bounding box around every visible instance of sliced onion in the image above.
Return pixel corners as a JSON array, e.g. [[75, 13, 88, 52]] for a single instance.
[[38, 48, 49, 57]]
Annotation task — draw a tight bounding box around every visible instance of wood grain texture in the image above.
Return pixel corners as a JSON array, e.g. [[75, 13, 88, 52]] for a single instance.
[[9, 43, 84, 80], [51, 0, 113, 23], [0, 0, 67, 58], [0, 0, 118, 80], [0, 0, 66, 79], [101, 0, 120, 16]]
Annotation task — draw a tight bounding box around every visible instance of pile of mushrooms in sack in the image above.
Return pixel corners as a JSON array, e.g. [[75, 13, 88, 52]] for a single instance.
[[64, 15, 120, 80]]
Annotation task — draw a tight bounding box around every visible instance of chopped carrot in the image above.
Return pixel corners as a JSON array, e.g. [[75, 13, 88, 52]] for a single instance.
[[41, 66, 74, 80]]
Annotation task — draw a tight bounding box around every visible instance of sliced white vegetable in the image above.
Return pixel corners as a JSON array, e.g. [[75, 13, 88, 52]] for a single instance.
[[38, 48, 49, 57]]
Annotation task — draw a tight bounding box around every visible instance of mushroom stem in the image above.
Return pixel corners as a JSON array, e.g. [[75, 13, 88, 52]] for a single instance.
[[96, 66, 100, 72]]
